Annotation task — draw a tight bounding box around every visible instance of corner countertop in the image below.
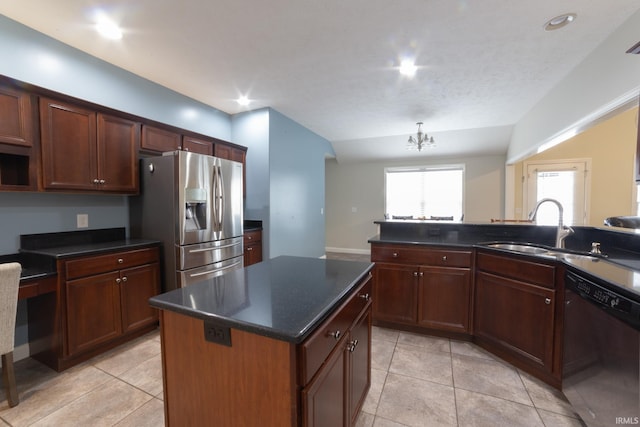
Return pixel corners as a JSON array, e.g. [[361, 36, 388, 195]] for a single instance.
[[149, 255, 374, 344]]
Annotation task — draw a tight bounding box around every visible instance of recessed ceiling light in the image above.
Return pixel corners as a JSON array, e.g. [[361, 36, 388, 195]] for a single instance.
[[237, 96, 250, 106], [543, 13, 576, 31], [95, 14, 122, 40], [399, 59, 417, 77]]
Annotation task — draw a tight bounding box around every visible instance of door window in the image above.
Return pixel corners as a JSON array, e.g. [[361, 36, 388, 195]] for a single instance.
[[524, 160, 590, 225]]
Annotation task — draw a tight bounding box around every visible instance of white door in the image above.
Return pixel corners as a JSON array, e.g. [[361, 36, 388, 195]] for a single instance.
[[525, 160, 589, 226]]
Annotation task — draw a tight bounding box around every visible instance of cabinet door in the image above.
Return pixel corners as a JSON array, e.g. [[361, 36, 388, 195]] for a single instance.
[[0, 84, 33, 147], [66, 271, 122, 356], [474, 271, 555, 371], [244, 243, 262, 266], [97, 113, 139, 193], [141, 125, 181, 152], [40, 98, 97, 190], [372, 263, 418, 324], [182, 136, 213, 155], [302, 339, 347, 427], [418, 267, 471, 333], [120, 263, 160, 333], [348, 308, 371, 426]]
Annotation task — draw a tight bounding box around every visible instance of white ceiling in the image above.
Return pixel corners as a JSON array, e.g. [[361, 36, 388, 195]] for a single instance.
[[2, 1, 639, 163]]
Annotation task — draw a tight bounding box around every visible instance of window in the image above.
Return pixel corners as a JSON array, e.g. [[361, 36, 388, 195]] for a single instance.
[[524, 159, 590, 225], [384, 165, 464, 220]]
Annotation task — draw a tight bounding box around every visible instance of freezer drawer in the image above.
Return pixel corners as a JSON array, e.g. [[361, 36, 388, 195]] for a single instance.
[[177, 237, 243, 271], [178, 256, 244, 287]]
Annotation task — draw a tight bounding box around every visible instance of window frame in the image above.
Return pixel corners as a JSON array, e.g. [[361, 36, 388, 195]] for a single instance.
[[383, 164, 466, 221]]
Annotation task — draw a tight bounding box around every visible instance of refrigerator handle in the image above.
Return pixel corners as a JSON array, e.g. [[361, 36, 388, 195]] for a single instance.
[[214, 165, 224, 233], [188, 260, 242, 277]]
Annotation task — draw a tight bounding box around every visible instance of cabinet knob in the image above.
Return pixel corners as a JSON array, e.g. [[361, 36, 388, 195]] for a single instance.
[[392, 252, 398, 258], [358, 293, 370, 301], [93, 179, 99, 184], [413, 271, 418, 277], [99, 179, 105, 184], [118, 258, 124, 264], [348, 339, 359, 353], [442, 256, 447, 262], [328, 330, 341, 340], [115, 278, 121, 284], [247, 236, 252, 240], [122, 276, 128, 282], [419, 272, 424, 277], [545, 298, 551, 305], [247, 247, 253, 251]]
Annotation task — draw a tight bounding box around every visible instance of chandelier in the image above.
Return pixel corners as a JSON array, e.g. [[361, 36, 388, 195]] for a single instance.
[[407, 122, 435, 151]]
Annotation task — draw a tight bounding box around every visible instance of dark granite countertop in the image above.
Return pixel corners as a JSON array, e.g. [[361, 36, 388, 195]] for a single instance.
[[370, 220, 640, 303], [149, 256, 374, 344], [0, 252, 57, 281], [20, 238, 160, 259], [4, 228, 160, 281]]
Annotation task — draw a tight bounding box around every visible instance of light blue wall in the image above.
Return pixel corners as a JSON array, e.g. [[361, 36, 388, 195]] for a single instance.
[[231, 109, 271, 258], [232, 108, 335, 259], [269, 109, 335, 258]]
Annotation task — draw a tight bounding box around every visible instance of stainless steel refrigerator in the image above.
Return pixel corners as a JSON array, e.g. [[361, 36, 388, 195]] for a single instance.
[[130, 150, 244, 291]]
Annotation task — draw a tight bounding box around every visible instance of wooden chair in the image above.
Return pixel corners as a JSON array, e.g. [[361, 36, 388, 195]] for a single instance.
[[0, 262, 21, 407]]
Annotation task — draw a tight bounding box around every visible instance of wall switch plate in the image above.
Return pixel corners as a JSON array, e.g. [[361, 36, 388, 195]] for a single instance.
[[77, 214, 89, 228]]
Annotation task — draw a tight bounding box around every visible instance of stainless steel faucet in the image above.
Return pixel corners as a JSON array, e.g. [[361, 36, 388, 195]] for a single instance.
[[528, 198, 574, 248]]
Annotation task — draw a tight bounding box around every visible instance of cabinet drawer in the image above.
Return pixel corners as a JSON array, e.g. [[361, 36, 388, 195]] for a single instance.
[[300, 275, 372, 385], [65, 247, 159, 280], [243, 230, 262, 244], [476, 251, 556, 289], [371, 244, 471, 267]]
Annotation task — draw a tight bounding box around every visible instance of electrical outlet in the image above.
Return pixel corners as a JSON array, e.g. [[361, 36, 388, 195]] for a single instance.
[[203, 320, 231, 346], [77, 214, 89, 228]]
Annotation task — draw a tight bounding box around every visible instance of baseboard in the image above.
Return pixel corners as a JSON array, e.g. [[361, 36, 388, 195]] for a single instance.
[[0, 343, 30, 367], [14, 343, 30, 362], [325, 247, 371, 255]]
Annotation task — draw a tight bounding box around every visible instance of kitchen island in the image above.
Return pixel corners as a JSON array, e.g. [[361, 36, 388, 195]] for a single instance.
[[149, 256, 374, 427]]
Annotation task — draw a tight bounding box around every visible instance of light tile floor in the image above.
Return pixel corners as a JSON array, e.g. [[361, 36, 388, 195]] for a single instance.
[[0, 253, 585, 426]]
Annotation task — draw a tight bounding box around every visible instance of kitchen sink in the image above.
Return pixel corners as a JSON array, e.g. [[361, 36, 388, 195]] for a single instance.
[[484, 242, 601, 261], [485, 243, 550, 254]]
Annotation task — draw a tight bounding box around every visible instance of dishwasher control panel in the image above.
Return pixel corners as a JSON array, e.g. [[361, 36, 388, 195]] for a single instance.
[[566, 270, 640, 330]]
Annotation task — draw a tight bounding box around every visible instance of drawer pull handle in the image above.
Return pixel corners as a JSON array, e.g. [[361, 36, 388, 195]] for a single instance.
[[545, 298, 551, 305], [328, 330, 341, 340], [392, 252, 398, 258], [358, 293, 370, 301], [348, 339, 359, 352], [115, 278, 121, 284], [118, 258, 124, 264]]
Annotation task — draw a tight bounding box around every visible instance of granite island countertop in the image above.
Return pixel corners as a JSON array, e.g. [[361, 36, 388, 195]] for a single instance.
[[149, 255, 374, 344]]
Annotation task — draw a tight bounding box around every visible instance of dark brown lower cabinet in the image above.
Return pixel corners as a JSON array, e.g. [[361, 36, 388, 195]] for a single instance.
[[371, 243, 472, 335], [474, 250, 561, 388], [302, 306, 372, 427], [29, 246, 160, 371]]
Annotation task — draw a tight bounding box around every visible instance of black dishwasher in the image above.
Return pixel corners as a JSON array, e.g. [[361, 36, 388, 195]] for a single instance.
[[563, 269, 640, 426]]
